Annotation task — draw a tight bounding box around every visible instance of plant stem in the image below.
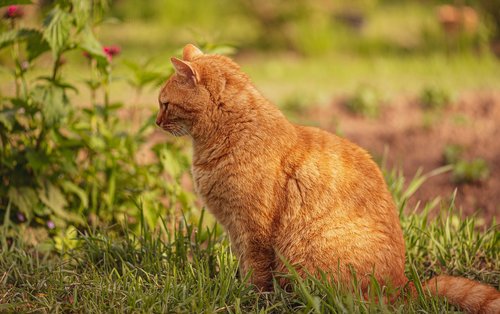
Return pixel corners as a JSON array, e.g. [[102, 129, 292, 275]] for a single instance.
[[52, 53, 62, 81], [103, 82, 109, 122], [10, 19, 21, 98], [90, 59, 97, 106], [36, 53, 62, 151], [35, 126, 46, 151], [131, 87, 142, 129], [19, 62, 28, 98], [103, 65, 111, 122]]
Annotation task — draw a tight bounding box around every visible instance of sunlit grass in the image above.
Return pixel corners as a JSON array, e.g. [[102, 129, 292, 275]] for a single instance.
[[0, 167, 498, 313]]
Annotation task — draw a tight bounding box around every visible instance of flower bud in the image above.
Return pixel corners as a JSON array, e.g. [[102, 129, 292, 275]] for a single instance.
[[3, 5, 24, 19], [103, 45, 121, 61]]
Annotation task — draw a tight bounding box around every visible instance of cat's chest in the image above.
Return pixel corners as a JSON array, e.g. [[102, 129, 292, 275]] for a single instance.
[[191, 158, 278, 223], [191, 163, 243, 204], [191, 164, 241, 224]]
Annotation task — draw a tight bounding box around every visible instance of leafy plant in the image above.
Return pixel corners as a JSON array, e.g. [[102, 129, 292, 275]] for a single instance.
[[0, 0, 194, 246], [442, 144, 490, 184], [477, 0, 500, 41], [452, 158, 490, 184], [345, 85, 381, 118], [419, 86, 452, 111], [280, 93, 311, 118], [443, 144, 464, 165], [1, 1, 108, 231], [123, 58, 169, 106]]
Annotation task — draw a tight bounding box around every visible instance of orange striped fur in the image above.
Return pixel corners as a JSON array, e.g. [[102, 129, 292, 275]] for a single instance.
[[157, 44, 500, 313], [422, 275, 500, 314]]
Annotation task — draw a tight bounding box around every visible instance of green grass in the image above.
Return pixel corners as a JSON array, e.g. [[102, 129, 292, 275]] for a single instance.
[[1, 168, 498, 313]]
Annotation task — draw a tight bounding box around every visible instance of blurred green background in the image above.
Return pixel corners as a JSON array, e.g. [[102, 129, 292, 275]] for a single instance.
[[3, 0, 500, 107], [100, 0, 497, 106], [87, 0, 500, 101]]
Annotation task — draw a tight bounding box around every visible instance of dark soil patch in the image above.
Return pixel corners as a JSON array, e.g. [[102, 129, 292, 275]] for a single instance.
[[311, 91, 500, 223]]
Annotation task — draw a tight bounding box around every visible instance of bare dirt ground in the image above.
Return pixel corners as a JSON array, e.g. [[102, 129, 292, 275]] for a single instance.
[[311, 91, 500, 223]]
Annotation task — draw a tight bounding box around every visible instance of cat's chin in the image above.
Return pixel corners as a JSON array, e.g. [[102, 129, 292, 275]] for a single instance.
[[163, 126, 188, 137], [168, 131, 187, 137]]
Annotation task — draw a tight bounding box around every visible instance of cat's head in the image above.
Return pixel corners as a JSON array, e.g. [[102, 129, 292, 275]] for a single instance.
[[156, 44, 244, 138]]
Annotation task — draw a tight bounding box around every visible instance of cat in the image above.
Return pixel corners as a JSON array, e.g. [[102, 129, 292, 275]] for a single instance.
[[156, 44, 500, 313]]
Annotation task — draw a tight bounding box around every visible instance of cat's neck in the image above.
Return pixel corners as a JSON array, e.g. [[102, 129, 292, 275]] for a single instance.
[[191, 86, 295, 166]]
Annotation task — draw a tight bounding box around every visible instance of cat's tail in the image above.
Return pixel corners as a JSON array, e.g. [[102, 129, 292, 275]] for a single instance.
[[411, 275, 500, 314]]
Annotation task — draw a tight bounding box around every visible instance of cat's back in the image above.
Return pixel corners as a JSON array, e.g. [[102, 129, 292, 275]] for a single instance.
[[276, 124, 400, 235], [275, 125, 407, 287], [284, 124, 385, 193]]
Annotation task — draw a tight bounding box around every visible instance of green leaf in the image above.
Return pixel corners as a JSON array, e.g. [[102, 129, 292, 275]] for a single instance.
[[38, 181, 67, 214], [38, 181, 84, 225], [0, 108, 16, 131], [0, 0, 32, 7], [25, 149, 50, 172], [79, 25, 108, 65], [8, 186, 38, 218], [25, 29, 50, 61], [31, 84, 70, 127], [36, 76, 78, 93], [43, 7, 72, 56], [123, 59, 166, 89], [88, 136, 106, 151], [104, 169, 116, 208], [53, 225, 81, 251], [61, 181, 88, 208], [0, 29, 18, 50], [0, 29, 48, 59], [159, 148, 182, 179], [72, 0, 91, 30]]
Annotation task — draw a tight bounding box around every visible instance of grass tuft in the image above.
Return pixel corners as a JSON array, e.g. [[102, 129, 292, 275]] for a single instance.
[[0, 167, 498, 313]]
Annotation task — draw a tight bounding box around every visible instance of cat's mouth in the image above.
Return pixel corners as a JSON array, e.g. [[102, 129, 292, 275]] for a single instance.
[[159, 122, 188, 137]]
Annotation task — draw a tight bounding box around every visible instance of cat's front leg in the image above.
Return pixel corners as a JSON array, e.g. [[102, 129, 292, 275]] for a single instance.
[[240, 245, 275, 291], [233, 236, 275, 291]]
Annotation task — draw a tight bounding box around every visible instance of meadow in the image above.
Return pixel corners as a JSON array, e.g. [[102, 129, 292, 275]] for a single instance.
[[0, 0, 499, 312]]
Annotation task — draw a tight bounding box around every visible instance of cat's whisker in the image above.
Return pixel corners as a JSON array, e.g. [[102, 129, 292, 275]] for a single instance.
[[166, 124, 188, 137]]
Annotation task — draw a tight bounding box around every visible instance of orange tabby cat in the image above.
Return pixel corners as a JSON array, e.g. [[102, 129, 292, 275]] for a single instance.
[[156, 44, 500, 313]]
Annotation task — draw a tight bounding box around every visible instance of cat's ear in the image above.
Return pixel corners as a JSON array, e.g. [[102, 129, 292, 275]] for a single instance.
[[171, 57, 199, 85], [183, 44, 203, 61]]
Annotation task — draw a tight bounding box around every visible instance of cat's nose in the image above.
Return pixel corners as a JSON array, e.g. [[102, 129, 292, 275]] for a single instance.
[[156, 104, 167, 126]]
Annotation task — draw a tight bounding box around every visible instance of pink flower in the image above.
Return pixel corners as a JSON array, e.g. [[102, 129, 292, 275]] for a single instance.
[[21, 60, 29, 71], [3, 5, 24, 19], [47, 220, 55, 229], [16, 212, 25, 222], [103, 45, 121, 61]]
